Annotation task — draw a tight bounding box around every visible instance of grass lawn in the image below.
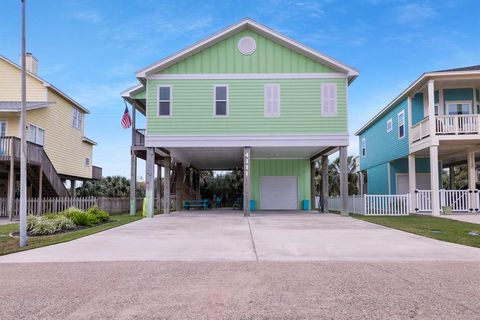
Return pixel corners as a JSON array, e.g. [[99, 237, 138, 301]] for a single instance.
[[0, 213, 143, 256], [354, 214, 480, 248]]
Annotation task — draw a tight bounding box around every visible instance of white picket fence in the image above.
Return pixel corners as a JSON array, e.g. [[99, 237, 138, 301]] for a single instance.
[[416, 189, 472, 213], [328, 194, 409, 216]]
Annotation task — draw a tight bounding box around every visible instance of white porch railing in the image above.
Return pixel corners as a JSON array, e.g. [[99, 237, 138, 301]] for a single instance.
[[412, 115, 480, 142], [411, 118, 430, 142], [416, 189, 472, 213], [436, 114, 480, 135]]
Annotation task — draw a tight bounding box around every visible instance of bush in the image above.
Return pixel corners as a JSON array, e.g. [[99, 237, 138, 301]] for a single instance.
[[86, 206, 110, 222], [27, 214, 76, 236], [63, 207, 99, 227], [27, 214, 38, 231]]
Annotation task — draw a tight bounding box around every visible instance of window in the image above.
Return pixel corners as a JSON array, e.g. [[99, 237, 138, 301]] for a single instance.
[[72, 108, 82, 129], [0, 120, 6, 137], [85, 157, 90, 167], [264, 84, 280, 117], [434, 103, 439, 116], [446, 101, 471, 115], [28, 124, 45, 146], [158, 86, 172, 116], [321, 83, 337, 116], [398, 110, 405, 139], [214, 85, 228, 116], [386, 119, 393, 132], [361, 138, 366, 157]]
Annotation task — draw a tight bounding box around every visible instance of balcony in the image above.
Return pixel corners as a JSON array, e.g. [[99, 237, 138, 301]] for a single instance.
[[411, 114, 480, 143], [133, 129, 145, 147], [92, 165, 103, 180]]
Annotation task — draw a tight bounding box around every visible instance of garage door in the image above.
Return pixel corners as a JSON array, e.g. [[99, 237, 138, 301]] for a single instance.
[[396, 173, 431, 194], [260, 176, 298, 210]]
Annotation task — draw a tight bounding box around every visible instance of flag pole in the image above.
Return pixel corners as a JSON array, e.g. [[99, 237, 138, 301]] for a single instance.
[[19, 0, 28, 247]]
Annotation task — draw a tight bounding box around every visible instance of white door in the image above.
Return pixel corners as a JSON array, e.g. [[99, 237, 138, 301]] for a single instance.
[[396, 173, 431, 194], [260, 176, 298, 210]]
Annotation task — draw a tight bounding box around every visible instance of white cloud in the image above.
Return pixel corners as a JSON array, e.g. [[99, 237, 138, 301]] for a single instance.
[[72, 10, 102, 24], [394, 3, 438, 26]]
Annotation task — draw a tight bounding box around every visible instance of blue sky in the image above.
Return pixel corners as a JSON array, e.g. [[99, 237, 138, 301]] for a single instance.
[[1, 0, 479, 178]]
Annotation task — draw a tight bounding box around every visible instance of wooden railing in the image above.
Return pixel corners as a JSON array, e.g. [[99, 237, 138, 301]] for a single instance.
[[411, 117, 430, 142], [411, 115, 480, 142], [92, 166, 102, 180], [0, 196, 97, 217], [436, 114, 480, 135], [134, 129, 145, 146], [0, 137, 68, 196]]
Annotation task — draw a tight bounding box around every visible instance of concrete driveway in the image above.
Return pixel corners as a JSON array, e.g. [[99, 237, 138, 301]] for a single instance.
[[2, 212, 480, 263]]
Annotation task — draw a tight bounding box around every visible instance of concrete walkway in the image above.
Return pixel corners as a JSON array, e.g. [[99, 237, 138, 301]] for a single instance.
[[440, 214, 480, 224], [2, 212, 480, 263]]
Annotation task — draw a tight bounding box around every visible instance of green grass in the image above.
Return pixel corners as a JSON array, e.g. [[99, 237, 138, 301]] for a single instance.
[[0, 213, 143, 256], [353, 214, 480, 248]]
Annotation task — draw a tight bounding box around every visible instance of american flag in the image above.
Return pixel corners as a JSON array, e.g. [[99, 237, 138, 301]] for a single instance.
[[121, 105, 131, 129]]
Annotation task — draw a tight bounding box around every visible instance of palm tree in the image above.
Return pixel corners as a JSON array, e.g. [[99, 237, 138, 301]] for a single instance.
[[315, 156, 358, 196]]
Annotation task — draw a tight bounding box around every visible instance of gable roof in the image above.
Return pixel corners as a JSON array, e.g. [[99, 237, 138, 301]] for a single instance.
[[0, 55, 90, 114], [135, 18, 359, 83], [355, 65, 480, 136]]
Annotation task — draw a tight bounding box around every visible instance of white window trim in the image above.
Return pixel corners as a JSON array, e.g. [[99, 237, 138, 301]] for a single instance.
[[361, 138, 366, 157], [445, 100, 472, 115], [0, 120, 7, 137], [72, 108, 82, 130], [213, 85, 229, 117], [264, 84, 281, 117], [386, 118, 393, 133], [397, 110, 405, 139], [157, 85, 173, 117], [321, 83, 338, 117], [28, 123, 46, 146]]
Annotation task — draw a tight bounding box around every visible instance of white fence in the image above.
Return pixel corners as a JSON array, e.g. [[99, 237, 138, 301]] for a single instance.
[[327, 194, 409, 216], [416, 189, 472, 213], [0, 197, 146, 217]]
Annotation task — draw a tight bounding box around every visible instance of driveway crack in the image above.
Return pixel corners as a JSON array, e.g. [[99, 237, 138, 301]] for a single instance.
[[247, 217, 259, 262]]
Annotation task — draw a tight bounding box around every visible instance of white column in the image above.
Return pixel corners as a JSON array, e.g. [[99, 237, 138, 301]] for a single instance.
[[322, 155, 329, 212], [407, 96, 413, 144], [145, 147, 155, 218], [428, 80, 436, 138], [408, 153, 416, 213], [339, 146, 349, 216], [430, 145, 440, 216], [243, 147, 251, 217], [129, 103, 137, 216], [163, 157, 171, 214], [467, 151, 477, 211]]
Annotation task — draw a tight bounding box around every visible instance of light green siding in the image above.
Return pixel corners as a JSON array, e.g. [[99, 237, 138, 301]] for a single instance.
[[161, 29, 337, 74], [250, 159, 311, 210], [147, 78, 346, 134], [131, 89, 146, 99]]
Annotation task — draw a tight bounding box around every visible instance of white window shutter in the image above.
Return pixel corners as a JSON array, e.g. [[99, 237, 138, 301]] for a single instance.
[[265, 84, 280, 117], [322, 83, 337, 116]]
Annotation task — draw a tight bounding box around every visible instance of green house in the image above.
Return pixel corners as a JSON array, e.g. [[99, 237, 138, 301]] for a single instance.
[[122, 18, 359, 216]]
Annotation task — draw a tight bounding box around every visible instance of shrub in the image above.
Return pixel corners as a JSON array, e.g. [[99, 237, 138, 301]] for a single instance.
[[28, 215, 76, 236], [63, 207, 99, 227], [27, 214, 38, 231], [86, 206, 110, 222], [30, 219, 57, 236]]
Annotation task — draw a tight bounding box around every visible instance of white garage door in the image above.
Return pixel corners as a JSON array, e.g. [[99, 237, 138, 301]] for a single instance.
[[260, 176, 298, 210], [396, 173, 431, 195]]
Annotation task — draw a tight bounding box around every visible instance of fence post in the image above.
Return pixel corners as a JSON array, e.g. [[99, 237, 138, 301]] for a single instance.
[[364, 194, 367, 215]]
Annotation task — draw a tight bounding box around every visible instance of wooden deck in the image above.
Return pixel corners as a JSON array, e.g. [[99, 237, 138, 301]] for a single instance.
[[0, 136, 69, 197]]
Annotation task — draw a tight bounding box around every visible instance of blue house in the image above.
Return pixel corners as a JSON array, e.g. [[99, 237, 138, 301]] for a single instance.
[[356, 66, 480, 215]]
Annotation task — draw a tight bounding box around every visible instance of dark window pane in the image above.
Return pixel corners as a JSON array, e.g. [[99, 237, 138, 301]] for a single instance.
[[216, 86, 227, 100], [216, 101, 227, 115], [399, 125, 404, 137], [159, 102, 170, 116], [159, 87, 170, 100]]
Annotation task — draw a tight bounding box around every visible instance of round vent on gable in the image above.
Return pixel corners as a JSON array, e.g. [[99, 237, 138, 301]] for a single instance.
[[237, 37, 256, 55]]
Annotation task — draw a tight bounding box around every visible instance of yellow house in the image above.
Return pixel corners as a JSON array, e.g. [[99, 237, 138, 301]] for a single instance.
[[0, 53, 101, 200]]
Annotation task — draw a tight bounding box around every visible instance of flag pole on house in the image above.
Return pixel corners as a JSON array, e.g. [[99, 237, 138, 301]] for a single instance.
[[19, 0, 28, 247]]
